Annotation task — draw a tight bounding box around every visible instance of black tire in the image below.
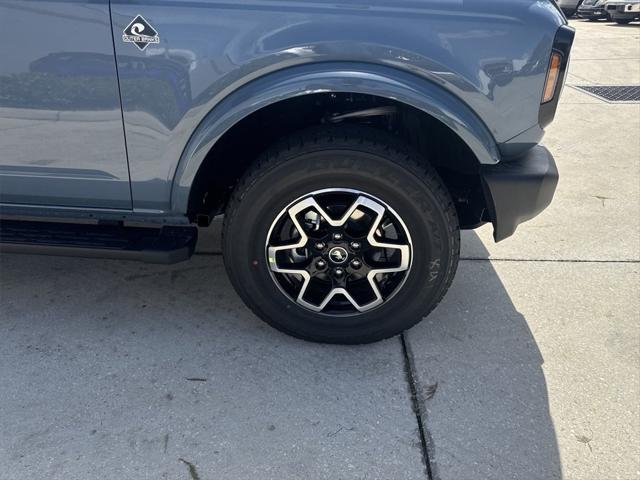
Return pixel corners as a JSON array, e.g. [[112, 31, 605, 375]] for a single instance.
[[616, 19, 632, 24], [222, 126, 460, 344]]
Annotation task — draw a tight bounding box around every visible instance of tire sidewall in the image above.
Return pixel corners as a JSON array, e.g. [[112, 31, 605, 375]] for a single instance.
[[224, 145, 458, 343]]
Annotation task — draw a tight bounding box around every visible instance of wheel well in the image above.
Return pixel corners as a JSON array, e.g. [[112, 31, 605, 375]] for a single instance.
[[187, 92, 489, 229]]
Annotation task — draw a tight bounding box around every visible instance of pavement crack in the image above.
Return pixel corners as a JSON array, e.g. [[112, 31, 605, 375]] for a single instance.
[[179, 458, 201, 480], [460, 257, 638, 264], [424, 382, 438, 401], [575, 434, 594, 452], [401, 333, 435, 480], [592, 195, 613, 207]]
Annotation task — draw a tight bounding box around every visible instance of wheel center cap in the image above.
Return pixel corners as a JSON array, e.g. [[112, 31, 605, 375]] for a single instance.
[[328, 246, 348, 264]]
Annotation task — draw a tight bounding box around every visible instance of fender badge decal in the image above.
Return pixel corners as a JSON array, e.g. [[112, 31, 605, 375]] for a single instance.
[[122, 15, 159, 51]]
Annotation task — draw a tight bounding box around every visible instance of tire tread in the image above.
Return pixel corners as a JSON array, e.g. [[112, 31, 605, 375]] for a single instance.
[[223, 125, 460, 343]]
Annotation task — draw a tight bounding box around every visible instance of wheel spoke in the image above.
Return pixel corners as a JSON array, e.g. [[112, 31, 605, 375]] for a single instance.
[[299, 286, 381, 313], [266, 200, 310, 270], [363, 205, 411, 308], [292, 194, 373, 228]]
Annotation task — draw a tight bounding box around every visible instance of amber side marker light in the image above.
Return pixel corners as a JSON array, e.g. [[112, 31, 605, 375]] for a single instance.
[[542, 52, 563, 104]]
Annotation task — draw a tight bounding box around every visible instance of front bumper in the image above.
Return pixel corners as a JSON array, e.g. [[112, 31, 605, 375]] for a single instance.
[[610, 11, 639, 19], [608, 4, 640, 20], [481, 146, 559, 242], [577, 6, 609, 18]]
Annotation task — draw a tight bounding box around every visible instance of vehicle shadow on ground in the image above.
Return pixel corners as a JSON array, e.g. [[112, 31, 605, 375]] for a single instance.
[[0, 225, 561, 479], [406, 231, 562, 479]]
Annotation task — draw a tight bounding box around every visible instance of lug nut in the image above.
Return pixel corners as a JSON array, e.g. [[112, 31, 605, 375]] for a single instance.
[[316, 259, 327, 270], [332, 233, 343, 241], [334, 267, 345, 278], [315, 242, 326, 250], [350, 241, 361, 250], [351, 259, 362, 269]]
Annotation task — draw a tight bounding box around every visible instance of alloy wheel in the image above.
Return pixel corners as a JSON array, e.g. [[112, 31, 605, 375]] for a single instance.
[[266, 189, 413, 315]]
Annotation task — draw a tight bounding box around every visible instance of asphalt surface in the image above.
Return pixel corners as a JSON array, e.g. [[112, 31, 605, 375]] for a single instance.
[[1, 20, 639, 480]]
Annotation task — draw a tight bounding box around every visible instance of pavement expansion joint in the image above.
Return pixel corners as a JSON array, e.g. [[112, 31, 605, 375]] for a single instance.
[[400, 334, 435, 480]]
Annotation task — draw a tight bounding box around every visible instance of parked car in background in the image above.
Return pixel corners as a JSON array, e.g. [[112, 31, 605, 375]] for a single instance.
[[606, 0, 640, 23], [578, 0, 611, 19], [558, 0, 584, 16]]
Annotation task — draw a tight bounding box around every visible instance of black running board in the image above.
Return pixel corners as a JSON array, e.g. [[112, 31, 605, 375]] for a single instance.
[[0, 220, 198, 264]]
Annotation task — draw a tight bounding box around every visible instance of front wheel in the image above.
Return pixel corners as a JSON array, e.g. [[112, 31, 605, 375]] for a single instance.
[[616, 19, 632, 24], [222, 126, 460, 344]]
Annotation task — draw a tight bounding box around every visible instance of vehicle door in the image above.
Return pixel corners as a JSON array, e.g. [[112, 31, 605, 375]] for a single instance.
[[0, 0, 131, 209]]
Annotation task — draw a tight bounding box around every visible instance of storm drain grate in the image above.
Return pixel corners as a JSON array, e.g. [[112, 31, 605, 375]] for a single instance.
[[574, 85, 640, 103]]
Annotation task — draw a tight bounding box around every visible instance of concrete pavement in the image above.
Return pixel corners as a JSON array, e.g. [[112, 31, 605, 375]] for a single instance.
[[406, 256, 639, 480], [418, 19, 640, 480], [0, 253, 425, 479]]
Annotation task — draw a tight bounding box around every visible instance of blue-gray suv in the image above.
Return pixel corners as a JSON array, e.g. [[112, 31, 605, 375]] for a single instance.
[[0, 0, 574, 344]]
